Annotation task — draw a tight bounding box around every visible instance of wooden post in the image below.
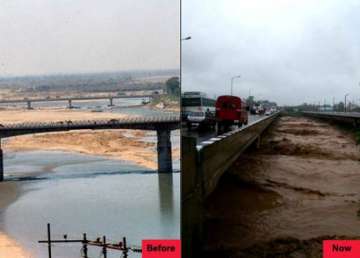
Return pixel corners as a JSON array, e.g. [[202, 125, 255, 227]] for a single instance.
[[123, 237, 128, 258], [102, 236, 107, 258], [47, 223, 52, 258], [82, 233, 88, 258]]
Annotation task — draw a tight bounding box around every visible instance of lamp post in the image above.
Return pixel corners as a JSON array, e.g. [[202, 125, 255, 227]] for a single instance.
[[230, 75, 241, 96], [344, 93, 349, 112]]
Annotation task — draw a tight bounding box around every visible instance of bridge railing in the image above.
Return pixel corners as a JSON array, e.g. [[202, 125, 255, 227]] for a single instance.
[[0, 115, 180, 130]]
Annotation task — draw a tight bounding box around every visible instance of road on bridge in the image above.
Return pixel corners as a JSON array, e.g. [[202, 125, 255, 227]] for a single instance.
[[182, 114, 265, 144]]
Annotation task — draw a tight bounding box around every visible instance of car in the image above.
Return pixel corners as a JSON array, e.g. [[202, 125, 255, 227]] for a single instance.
[[187, 111, 216, 130]]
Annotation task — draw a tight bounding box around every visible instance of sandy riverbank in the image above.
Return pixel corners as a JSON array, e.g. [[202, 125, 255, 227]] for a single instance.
[[0, 181, 31, 257], [0, 233, 30, 258], [0, 108, 130, 124], [4, 129, 181, 170]]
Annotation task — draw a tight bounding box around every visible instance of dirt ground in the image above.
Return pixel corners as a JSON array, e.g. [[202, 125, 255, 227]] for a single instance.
[[0, 233, 30, 258], [204, 116, 360, 258]]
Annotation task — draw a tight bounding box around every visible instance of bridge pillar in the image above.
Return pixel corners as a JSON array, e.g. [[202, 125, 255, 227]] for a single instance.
[[0, 146, 3, 182], [27, 101, 32, 110], [157, 129, 172, 173], [68, 99, 73, 109], [109, 97, 114, 106]]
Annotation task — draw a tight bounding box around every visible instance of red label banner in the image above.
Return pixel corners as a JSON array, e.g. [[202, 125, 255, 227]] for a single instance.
[[142, 240, 181, 258]]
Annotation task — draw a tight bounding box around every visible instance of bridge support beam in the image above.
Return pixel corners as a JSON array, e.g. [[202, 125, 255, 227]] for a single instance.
[[157, 129, 172, 173], [27, 101, 32, 110], [109, 97, 114, 106], [0, 144, 3, 182], [68, 99, 73, 109]]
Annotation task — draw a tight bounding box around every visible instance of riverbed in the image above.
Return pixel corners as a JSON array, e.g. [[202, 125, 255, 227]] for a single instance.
[[0, 100, 180, 258]]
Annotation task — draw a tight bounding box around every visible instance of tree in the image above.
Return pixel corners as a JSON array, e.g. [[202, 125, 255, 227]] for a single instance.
[[166, 77, 180, 97]]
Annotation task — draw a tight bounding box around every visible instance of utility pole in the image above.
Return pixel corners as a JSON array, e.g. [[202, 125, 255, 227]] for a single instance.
[[345, 93, 349, 112]]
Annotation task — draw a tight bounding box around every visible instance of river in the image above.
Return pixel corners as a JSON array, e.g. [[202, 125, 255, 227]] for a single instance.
[[204, 116, 360, 257], [0, 100, 180, 258]]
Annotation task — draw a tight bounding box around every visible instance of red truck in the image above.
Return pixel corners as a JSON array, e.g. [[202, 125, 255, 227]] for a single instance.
[[215, 95, 248, 132]]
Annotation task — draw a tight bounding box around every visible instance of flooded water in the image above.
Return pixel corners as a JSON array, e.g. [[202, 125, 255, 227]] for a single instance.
[[1, 151, 180, 258], [204, 116, 360, 257]]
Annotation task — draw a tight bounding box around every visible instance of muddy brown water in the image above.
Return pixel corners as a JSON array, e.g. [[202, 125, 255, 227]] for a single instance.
[[204, 116, 360, 258]]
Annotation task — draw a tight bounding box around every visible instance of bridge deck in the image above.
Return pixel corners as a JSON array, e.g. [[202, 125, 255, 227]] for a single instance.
[[0, 116, 180, 138]]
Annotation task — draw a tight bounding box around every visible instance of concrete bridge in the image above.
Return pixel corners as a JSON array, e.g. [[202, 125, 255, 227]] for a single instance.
[[0, 94, 158, 109], [302, 111, 360, 128], [182, 112, 280, 258], [0, 115, 179, 181]]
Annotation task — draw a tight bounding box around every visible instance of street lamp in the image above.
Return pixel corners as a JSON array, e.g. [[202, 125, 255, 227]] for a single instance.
[[344, 93, 349, 112], [230, 75, 241, 96]]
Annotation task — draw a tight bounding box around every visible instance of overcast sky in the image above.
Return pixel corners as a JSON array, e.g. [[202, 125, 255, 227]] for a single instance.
[[0, 0, 179, 77], [182, 0, 360, 105]]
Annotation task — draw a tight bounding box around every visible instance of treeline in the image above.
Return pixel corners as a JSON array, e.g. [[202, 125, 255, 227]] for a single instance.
[[0, 69, 179, 93]]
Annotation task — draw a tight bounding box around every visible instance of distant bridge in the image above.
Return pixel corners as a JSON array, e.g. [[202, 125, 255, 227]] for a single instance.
[[0, 94, 160, 109], [0, 115, 180, 181], [302, 111, 360, 128]]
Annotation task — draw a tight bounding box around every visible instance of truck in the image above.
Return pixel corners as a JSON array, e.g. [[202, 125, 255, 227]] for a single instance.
[[215, 95, 248, 132]]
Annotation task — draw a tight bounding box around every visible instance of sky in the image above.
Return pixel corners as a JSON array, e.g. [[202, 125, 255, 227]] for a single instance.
[[0, 0, 179, 77], [182, 0, 360, 105]]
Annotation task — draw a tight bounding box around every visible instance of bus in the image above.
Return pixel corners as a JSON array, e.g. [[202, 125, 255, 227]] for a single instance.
[[182, 91, 216, 129]]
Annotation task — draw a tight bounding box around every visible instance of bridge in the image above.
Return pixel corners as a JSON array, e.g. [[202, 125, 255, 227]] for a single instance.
[[302, 111, 360, 127], [182, 112, 280, 258], [0, 94, 158, 109], [0, 115, 179, 181]]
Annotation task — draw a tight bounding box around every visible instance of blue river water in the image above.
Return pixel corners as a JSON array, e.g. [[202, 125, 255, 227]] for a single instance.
[[0, 100, 180, 258], [1, 152, 180, 258]]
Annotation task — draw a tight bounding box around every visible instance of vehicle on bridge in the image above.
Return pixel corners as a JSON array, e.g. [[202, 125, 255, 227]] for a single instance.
[[182, 91, 216, 130], [215, 95, 248, 132]]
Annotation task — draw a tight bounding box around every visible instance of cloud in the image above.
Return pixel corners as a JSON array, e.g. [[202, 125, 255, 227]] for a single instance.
[[0, 0, 179, 76], [182, 0, 360, 105]]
